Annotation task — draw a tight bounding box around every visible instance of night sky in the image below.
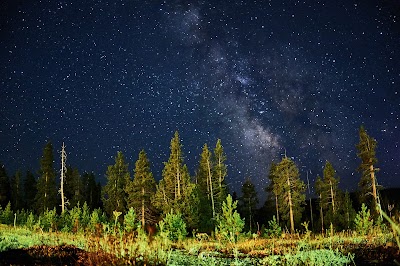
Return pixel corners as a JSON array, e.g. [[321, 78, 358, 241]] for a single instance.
[[1, 0, 399, 201]]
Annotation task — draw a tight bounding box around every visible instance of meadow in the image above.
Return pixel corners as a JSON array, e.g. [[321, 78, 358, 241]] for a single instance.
[[0, 204, 399, 265]]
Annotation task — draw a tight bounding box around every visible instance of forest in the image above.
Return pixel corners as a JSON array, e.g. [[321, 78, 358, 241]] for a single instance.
[[0, 126, 399, 265]]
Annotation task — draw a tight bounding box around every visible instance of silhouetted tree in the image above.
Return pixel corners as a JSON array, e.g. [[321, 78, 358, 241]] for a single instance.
[[34, 141, 57, 213], [102, 151, 130, 216]]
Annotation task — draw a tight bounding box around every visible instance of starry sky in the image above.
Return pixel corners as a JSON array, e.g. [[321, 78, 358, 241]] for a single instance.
[[1, 0, 399, 201]]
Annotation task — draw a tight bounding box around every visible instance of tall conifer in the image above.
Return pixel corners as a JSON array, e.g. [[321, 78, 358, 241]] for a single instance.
[[34, 141, 57, 213]]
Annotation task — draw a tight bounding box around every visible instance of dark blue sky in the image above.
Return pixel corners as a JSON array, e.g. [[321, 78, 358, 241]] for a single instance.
[[1, 0, 399, 201]]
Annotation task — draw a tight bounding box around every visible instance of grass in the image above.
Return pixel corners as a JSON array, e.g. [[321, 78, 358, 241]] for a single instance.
[[0, 224, 86, 252], [1, 223, 398, 265]]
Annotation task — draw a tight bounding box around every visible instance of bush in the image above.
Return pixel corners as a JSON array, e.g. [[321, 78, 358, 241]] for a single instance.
[[124, 207, 138, 233], [1, 202, 13, 225], [216, 194, 244, 243], [159, 210, 187, 241], [265, 216, 282, 238], [354, 203, 373, 235], [39, 208, 57, 232]]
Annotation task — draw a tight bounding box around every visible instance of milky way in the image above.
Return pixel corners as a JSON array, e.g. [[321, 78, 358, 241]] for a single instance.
[[1, 0, 399, 202]]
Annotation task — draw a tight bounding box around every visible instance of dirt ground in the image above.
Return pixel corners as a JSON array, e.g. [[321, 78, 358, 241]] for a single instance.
[[0, 244, 400, 265], [0, 245, 126, 266]]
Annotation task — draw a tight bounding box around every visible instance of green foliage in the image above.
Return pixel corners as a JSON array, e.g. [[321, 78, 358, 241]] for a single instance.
[[265, 216, 282, 238], [123, 207, 138, 233], [354, 203, 373, 235], [102, 151, 130, 217], [65, 166, 85, 208], [0, 163, 10, 208], [153, 131, 198, 228], [356, 126, 379, 211], [1, 202, 13, 225], [159, 210, 187, 241], [260, 249, 354, 266], [216, 194, 245, 243], [23, 170, 37, 210], [34, 141, 57, 213], [239, 178, 258, 232], [125, 150, 156, 228], [38, 208, 57, 231], [25, 211, 35, 230], [273, 156, 306, 233]]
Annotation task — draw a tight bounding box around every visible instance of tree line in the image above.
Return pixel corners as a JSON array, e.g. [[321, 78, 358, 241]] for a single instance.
[[0, 126, 388, 233]]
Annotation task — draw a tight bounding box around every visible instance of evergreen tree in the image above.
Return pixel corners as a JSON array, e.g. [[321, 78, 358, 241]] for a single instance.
[[82, 172, 101, 209], [0, 163, 10, 208], [315, 161, 341, 229], [213, 139, 228, 215], [34, 141, 57, 213], [125, 149, 157, 228], [337, 191, 356, 230], [65, 166, 84, 208], [24, 170, 37, 210], [274, 155, 305, 233], [10, 170, 23, 211], [102, 151, 130, 216], [356, 125, 380, 214], [239, 178, 259, 232], [265, 162, 279, 223], [153, 131, 198, 228], [196, 144, 218, 219]]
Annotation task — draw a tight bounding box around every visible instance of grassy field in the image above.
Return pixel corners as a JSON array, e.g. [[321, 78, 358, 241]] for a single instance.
[[1, 223, 399, 265]]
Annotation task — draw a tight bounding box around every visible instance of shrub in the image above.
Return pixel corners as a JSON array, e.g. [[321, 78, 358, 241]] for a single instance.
[[265, 216, 282, 238], [159, 210, 187, 241], [354, 203, 373, 235], [124, 207, 138, 233], [216, 194, 244, 243], [1, 202, 13, 225], [39, 208, 57, 232], [25, 212, 35, 230]]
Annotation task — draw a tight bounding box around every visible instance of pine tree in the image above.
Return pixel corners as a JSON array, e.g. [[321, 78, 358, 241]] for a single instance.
[[34, 141, 57, 213], [274, 155, 305, 233], [197, 144, 217, 216], [102, 151, 130, 216], [153, 131, 198, 227], [356, 125, 380, 214], [24, 170, 37, 210], [0, 163, 10, 208], [213, 139, 228, 215], [125, 149, 157, 228], [65, 166, 84, 208], [82, 172, 101, 209], [10, 170, 23, 211], [315, 161, 341, 229], [239, 178, 259, 232], [265, 162, 279, 224]]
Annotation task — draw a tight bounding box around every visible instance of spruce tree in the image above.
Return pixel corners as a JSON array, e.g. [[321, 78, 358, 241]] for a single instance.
[[65, 166, 84, 208], [195, 144, 215, 231], [125, 149, 156, 228], [82, 172, 101, 209], [315, 161, 341, 229], [153, 131, 198, 227], [0, 163, 10, 208], [102, 151, 130, 216], [34, 141, 57, 213], [239, 178, 259, 232], [10, 170, 23, 211], [213, 139, 228, 215], [274, 155, 305, 233], [265, 162, 279, 223], [356, 125, 380, 214], [24, 170, 37, 210]]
